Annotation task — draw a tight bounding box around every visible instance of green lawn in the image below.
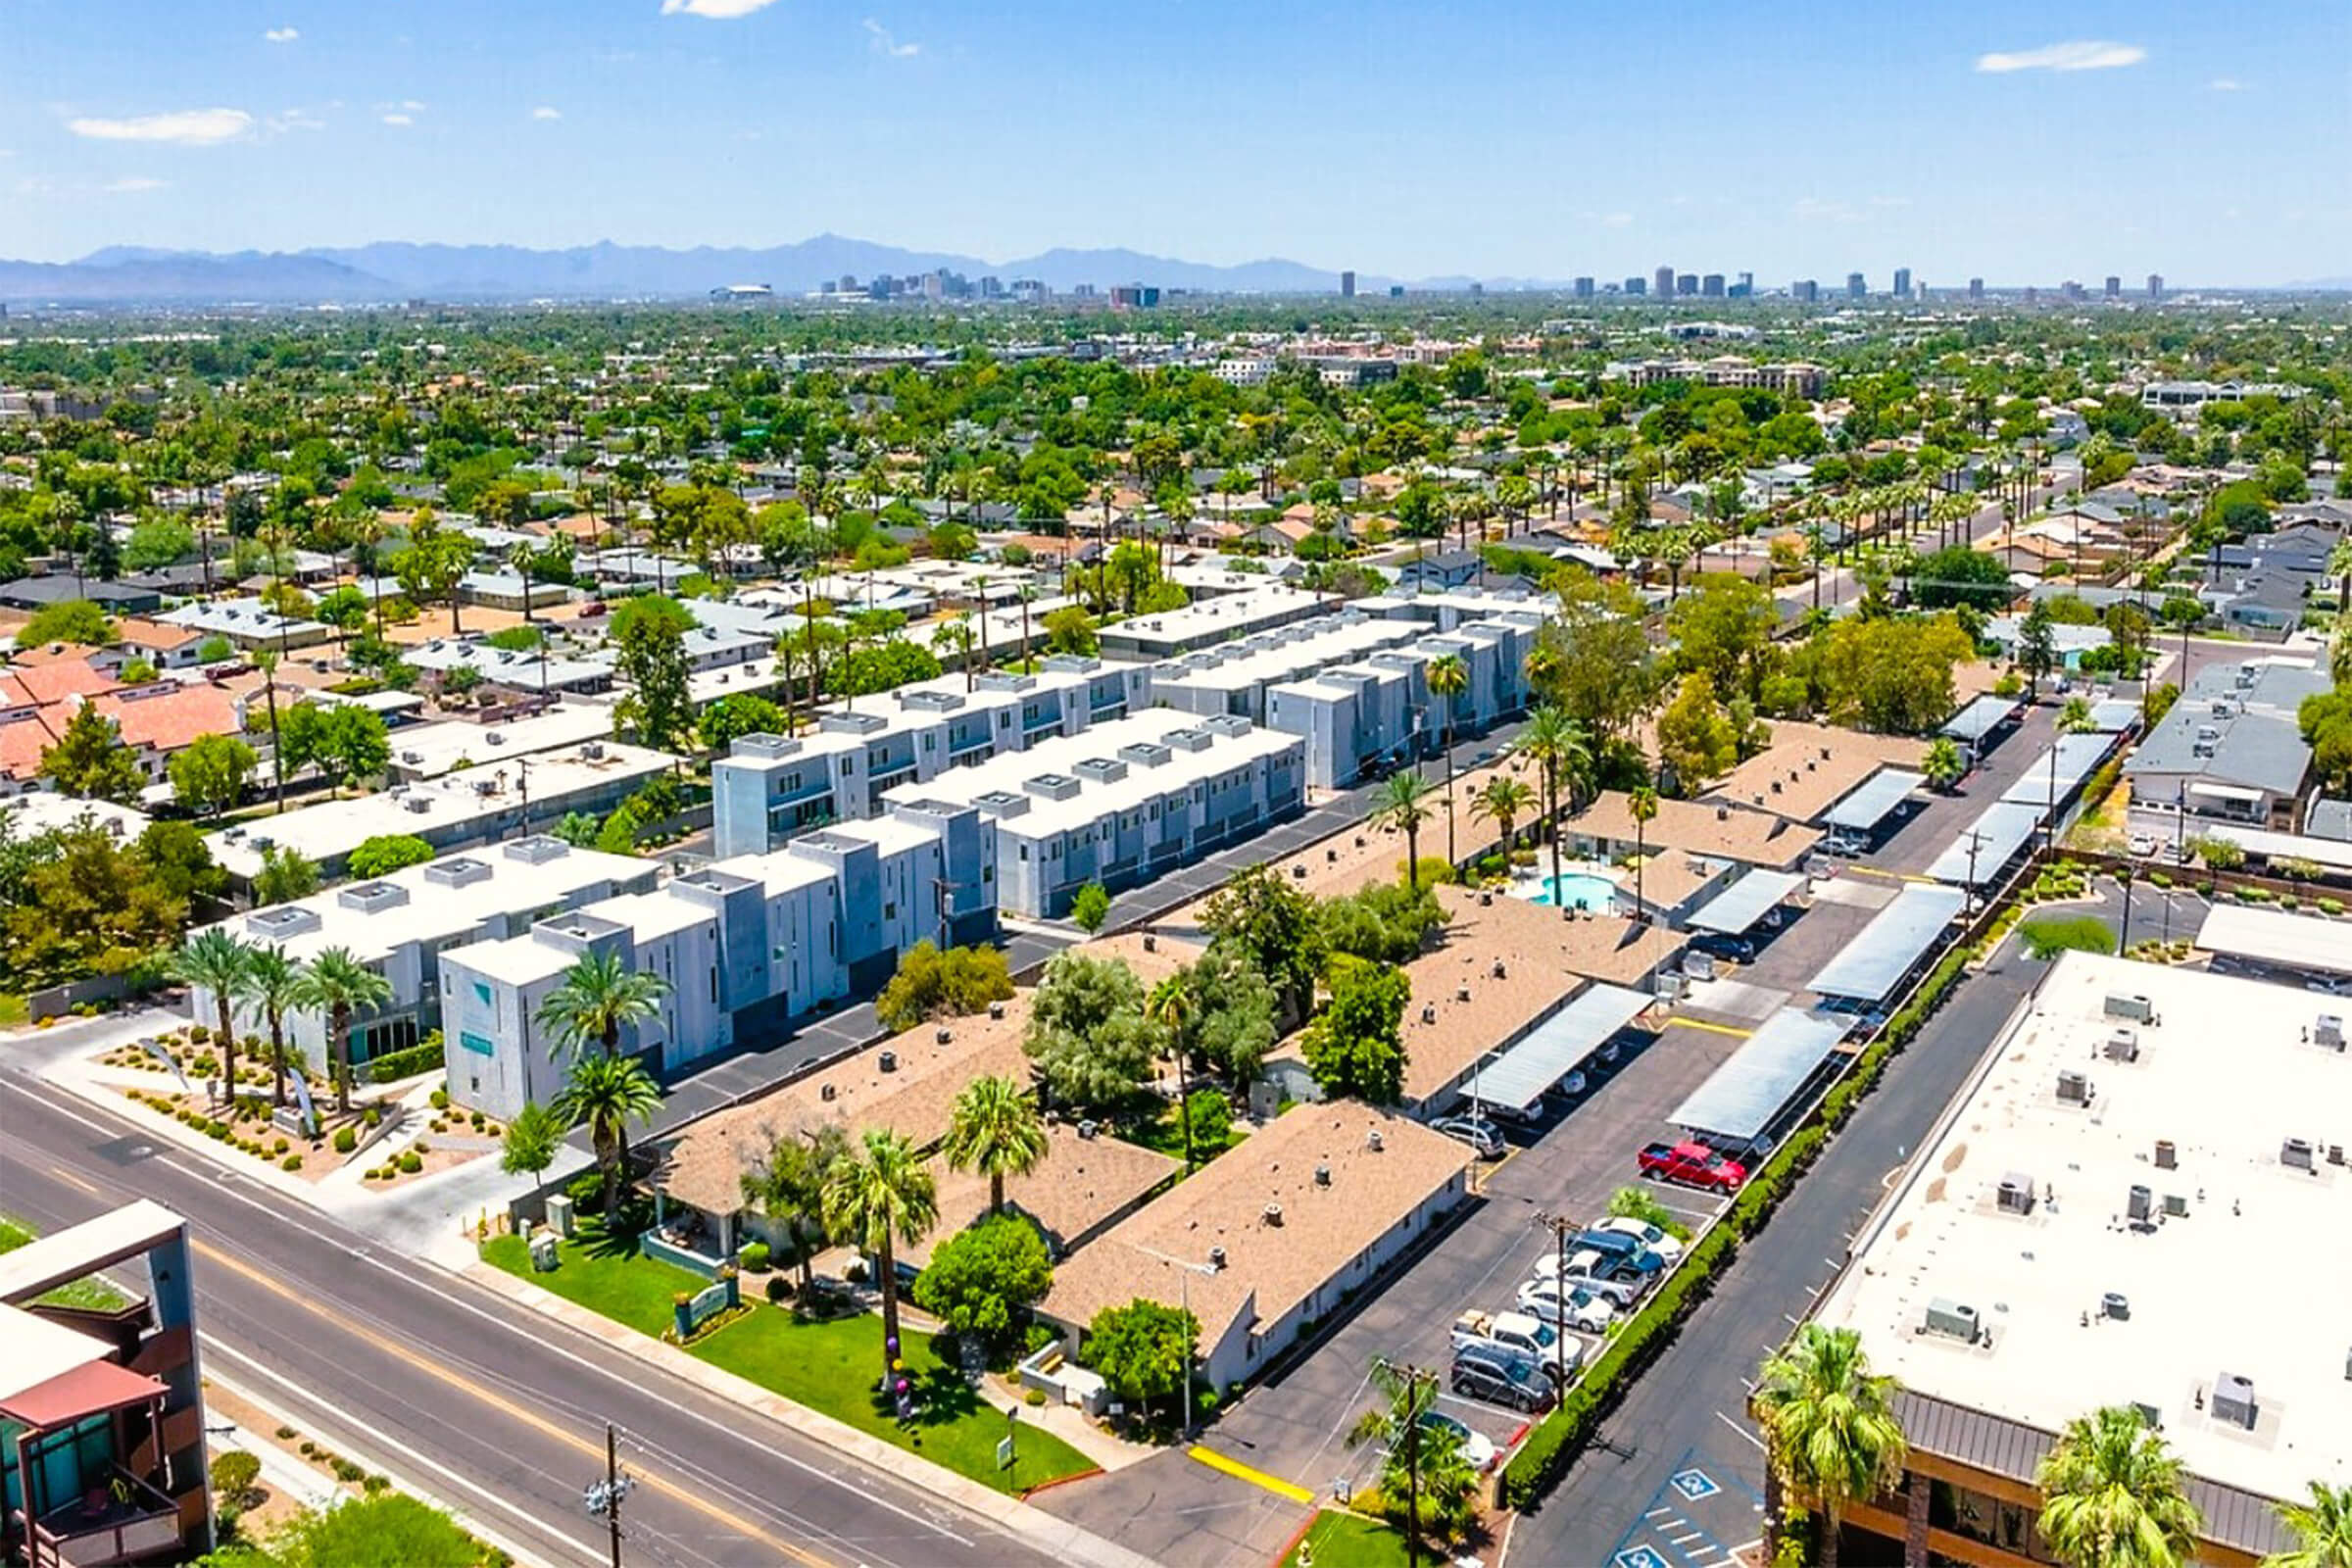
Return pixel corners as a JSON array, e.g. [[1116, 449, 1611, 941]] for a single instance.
[[483, 1233, 1092, 1493], [0, 1215, 131, 1311], [481, 1231, 704, 1338], [1121, 1102, 1247, 1168], [1281, 1510, 1412, 1568]]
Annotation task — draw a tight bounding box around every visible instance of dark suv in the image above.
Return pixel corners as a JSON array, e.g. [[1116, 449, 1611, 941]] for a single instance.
[[1449, 1343, 1556, 1412]]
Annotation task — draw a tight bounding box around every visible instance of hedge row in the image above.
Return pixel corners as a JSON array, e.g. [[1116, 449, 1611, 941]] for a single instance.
[[367, 1042, 445, 1083], [1501, 937, 1974, 1507]]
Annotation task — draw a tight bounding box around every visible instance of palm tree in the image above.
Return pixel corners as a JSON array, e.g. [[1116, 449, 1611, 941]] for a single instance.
[[1923, 736, 1967, 794], [941, 1074, 1047, 1215], [1627, 785, 1660, 922], [292, 946, 392, 1115], [1754, 1324, 1908, 1568], [238, 944, 307, 1110], [933, 612, 976, 690], [822, 1128, 939, 1382], [255, 649, 286, 812], [1424, 655, 1470, 866], [2059, 695, 2096, 735], [2037, 1406, 2201, 1568], [741, 1123, 851, 1295], [1372, 769, 1436, 890], [1517, 705, 1589, 902], [554, 1052, 662, 1218], [535, 951, 668, 1060], [1144, 975, 1203, 1168], [2269, 1482, 2352, 1568], [1470, 774, 1535, 857], [170, 929, 252, 1100], [1346, 1360, 1448, 1568]]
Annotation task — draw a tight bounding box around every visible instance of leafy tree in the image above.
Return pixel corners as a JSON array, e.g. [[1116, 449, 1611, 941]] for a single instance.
[[822, 1128, 939, 1378], [391, 513, 474, 634], [611, 593, 696, 751], [594, 804, 642, 856], [252, 845, 318, 906], [535, 950, 669, 1059], [122, 516, 196, 571], [131, 819, 226, 905], [346, 834, 435, 879], [499, 1101, 566, 1179], [911, 1211, 1054, 1345], [825, 638, 944, 697], [2018, 599, 2060, 699], [1200, 860, 1327, 1029], [2268, 1482, 2352, 1568], [1923, 736, 1967, 792], [208, 1490, 482, 1568], [1070, 880, 1111, 933], [1022, 950, 1156, 1116], [15, 599, 116, 649], [1349, 1358, 1475, 1551], [1319, 879, 1444, 966], [1042, 605, 1099, 656], [195, 635, 234, 664], [38, 704, 146, 803], [1804, 613, 1977, 734], [169, 928, 254, 1091], [740, 1121, 852, 1293], [1755, 1324, 1909, 1568], [1655, 672, 1742, 790], [278, 702, 390, 795], [698, 692, 790, 753], [1668, 573, 1781, 702], [1086, 1298, 1199, 1425], [292, 945, 391, 1114], [0, 823, 189, 992], [1166, 946, 1280, 1087], [1303, 956, 1410, 1104], [943, 1073, 1048, 1215], [2036, 1406, 2201, 1568], [555, 1051, 662, 1216], [170, 732, 258, 821], [1372, 769, 1435, 888], [873, 940, 1014, 1032], [1531, 566, 1660, 742], [2189, 834, 2246, 871], [1912, 545, 2013, 612]]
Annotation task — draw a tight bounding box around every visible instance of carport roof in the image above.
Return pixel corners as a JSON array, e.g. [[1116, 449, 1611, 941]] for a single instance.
[[1687, 868, 1806, 935], [2000, 732, 2117, 809], [2194, 903, 2352, 978], [1807, 883, 1966, 1003], [1824, 770, 1924, 832], [1466, 983, 1651, 1113], [1924, 800, 2044, 887], [1942, 694, 2021, 744], [1668, 1008, 1851, 1141]]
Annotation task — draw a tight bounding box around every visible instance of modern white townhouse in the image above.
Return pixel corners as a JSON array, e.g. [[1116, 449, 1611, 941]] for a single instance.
[[1264, 617, 1538, 789], [1146, 614, 1424, 725]]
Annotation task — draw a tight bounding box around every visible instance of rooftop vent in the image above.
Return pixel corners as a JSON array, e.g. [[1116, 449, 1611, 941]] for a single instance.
[[2282, 1137, 2317, 1171], [504, 835, 569, 864], [2106, 1027, 2140, 1062], [935, 1026, 952, 1046], [1208, 1246, 1227, 1270], [1420, 1002, 1437, 1025], [2317, 1015, 2345, 1052], [878, 1050, 898, 1074], [1997, 1172, 2036, 1214], [1456, 985, 1472, 1004], [2101, 1293, 2131, 1321], [246, 906, 321, 939], [1314, 1164, 1331, 1187], [337, 881, 411, 913], [988, 1001, 1006, 1020], [2155, 1139, 2177, 1169], [1022, 773, 1083, 802], [2127, 1185, 2153, 1223], [1262, 1203, 1284, 1226], [1366, 1128, 1384, 1152], [2104, 994, 2155, 1024], [1077, 1120, 1098, 1140], [425, 856, 492, 889], [2057, 1069, 2093, 1105], [1492, 959, 1507, 979], [820, 1082, 836, 1102]]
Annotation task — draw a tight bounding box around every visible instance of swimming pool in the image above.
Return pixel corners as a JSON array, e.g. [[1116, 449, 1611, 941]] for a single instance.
[[1526, 872, 1620, 911]]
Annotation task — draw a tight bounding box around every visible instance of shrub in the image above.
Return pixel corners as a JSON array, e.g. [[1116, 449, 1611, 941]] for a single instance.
[[282, 1153, 304, 1171], [430, 1089, 450, 1110], [331, 1458, 365, 1483], [364, 1106, 382, 1128], [332, 1126, 359, 1154], [1023, 1388, 1047, 1407], [275, 1426, 298, 1441], [764, 1275, 791, 1304], [398, 1150, 423, 1174], [564, 1171, 607, 1213], [272, 1137, 289, 1154], [362, 1474, 391, 1494], [210, 1449, 262, 1506], [739, 1241, 771, 1273]]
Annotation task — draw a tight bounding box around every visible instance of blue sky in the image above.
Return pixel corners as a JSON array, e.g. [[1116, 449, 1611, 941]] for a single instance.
[[1, 0, 2342, 283]]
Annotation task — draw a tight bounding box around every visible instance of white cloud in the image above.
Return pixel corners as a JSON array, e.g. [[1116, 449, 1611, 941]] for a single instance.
[[1976, 40, 2146, 74], [263, 25, 298, 42], [862, 18, 919, 56], [660, 0, 781, 17], [1793, 196, 1863, 223], [531, 106, 563, 121], [103, 175, 168, 193], [380, 113, 414, 126], [268, 108, 325, 133], [2208, 76, 2244, 91], [1598, 212, 1633, 228], [66, 107, 254, 145], [396, 99, 426, 111]]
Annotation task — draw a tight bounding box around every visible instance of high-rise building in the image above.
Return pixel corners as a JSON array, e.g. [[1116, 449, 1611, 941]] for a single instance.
[[1654, 265, 1676, 299], [1700, 273, 1725, 298], [1968, 277, 1985, 301], [1626, 275, 1648, 297], [1388, 284, 1404, 298], [2147, 273, 2164, 300], [1468, 281, 1484, 298], [2104, 274, 2122, 300], [1573, 276, 1595, 298], [1793, 278, 1819, 303], [1340, 270, 1355, 298], [1893, 267, 1912, 300], [1733, 270, 1753, 298], [2023, 285, 2038, 305], [1675, 273, 1698, 297], [2062, 279, 2086, 302], [1846, 272, 1867, 299]]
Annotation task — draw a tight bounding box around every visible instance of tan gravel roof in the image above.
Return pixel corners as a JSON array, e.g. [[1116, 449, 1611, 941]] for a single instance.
[[1568, 789, 1821, 869], [903, 1124, 1178, 1267], [1704, 723, 1927, 824]]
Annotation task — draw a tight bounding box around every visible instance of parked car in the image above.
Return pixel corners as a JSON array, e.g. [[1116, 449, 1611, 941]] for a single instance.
[[1690, 932, 1755, 962], [1417, 1409, 1497, 1471], [1592, 1216, 1687, 1262], [1513, 1278, 1617, 1335], [1430, 1116, 1506, 1159], [1639, 1140, 1747, 1193], [1822, 831, 1870, 857], [1546, 1249, 1650, 1309], [1565, 1229, 1666, 1273], [1452, 1310, 1577, 1380], [1449, 1344, 1555, 1413], [2128, 833, 2159, 858], [1547, 1069, 1590, 1100]]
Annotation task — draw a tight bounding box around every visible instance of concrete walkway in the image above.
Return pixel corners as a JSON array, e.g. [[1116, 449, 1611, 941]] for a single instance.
[[463, 1257, 1162, 1568]]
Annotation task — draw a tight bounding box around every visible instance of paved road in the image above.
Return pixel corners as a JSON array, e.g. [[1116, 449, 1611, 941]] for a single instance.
[[0, 1073, 1066, 1568]]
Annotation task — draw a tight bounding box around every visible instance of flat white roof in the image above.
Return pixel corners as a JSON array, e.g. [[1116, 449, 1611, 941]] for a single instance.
[[385, 702, 618, 778], [1102, 584, 1321, 648], [0, 1304, 110, 1403], [1155, 618, 1419, 694], [2195, 904, 2352, 978], [1815, 954, 2352, 1505], [879, 709, 1202, 809]]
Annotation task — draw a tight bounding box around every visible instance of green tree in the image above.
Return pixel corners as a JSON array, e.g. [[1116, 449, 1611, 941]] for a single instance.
[[1303, 956, 1410, 1104], [123, 516, 196, 571], [1372, 768, 1436, 889], [1654, 672, 1741, 791], [1319, 879, 1444, 966], [911, 1211, 1054, 1345], [1923, 736, 1967, 793], [237, 944, 307, 1110], [499, 1101, 567, 1180], [38, 704, 146, 803], [741, 1122, 852, 1295], [1022, 950, 1156, 1116], [1755, 1324, 1909, 1568], [169, 732, 258, 821], [1531, 566, 1660, 742], [554, 1051, 662, 1216], [611, 594, 696, 751], [291, 946, 392, 1114], [1042, 605, 1099, 657], [346, 834, 435, 879], [1085, 1298, 1199, 1427], [1470, 773, 1536, 853], [2018, 599, 2060, 699], [1348, 1359, 1470, 1560], [1167, 946, 1280, 1089], [213, 1490, 482, 1568], [1628, 784, 1660, 919], [2036, 1406, 2201, 1568], [1912, 545, 2013, 612], [169, 928, 253, 1094], [942, 1073, 1048, 1215], [132, 819, 225, 905], [822, 1128, 939, 1378], [535, 950, 669, 1059], [1070, 880, 1111, 933], [252, 845, 318, 906], [1519, 705, 1593, 901], [2267, 1482, 2352, 1568], [873, 940, 1015, 1032], [698, 692, 790, 753], [1, 823, 189, 992], [278, 703, 390, 796], [391, 513, 474, 635], [1668, 573, 1780, 702], [14, 599, 116, 649], [1200, 861, 1327, 1029]]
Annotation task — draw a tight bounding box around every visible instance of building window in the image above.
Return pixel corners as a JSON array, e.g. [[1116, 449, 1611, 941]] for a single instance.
[[473, 981, 493, 1005]]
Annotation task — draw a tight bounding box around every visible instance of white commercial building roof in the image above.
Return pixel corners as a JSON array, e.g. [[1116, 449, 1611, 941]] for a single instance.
[[384, 701, 618, 779]]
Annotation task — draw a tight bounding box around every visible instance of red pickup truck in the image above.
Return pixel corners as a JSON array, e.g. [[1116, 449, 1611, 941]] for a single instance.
[[1638, 1140, 1747, 1192]]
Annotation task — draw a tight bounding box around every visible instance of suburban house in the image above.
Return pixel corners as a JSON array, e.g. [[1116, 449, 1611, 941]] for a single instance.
[[2123, 658, 2331, 831]]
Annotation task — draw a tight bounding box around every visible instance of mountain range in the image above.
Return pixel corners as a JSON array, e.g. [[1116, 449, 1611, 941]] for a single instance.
[[0, 235, 1420, 305]]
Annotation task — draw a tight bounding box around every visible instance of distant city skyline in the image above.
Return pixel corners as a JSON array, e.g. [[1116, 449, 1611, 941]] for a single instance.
[[1, 0, 2341, 284]]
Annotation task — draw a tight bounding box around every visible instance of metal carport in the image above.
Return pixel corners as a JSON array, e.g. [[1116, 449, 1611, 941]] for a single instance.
[[1465, 983, 1651, 1114], [1668, 1008, 1853, 1143], [1824, 770, 1925, 833], [1687, 869, 1806, 936], [1942, 695, 2021, 748], [2002, 732, 2118, 810], [1808, 883, 1967, 1004], [1925, 800, 2045, 887]]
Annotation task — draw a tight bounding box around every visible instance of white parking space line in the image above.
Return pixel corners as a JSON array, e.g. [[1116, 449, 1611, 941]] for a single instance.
[[1645, 1507, 1675, 1520], [1671, 1531, 1705, 1545], [1716, 1410, 1766, 1451]]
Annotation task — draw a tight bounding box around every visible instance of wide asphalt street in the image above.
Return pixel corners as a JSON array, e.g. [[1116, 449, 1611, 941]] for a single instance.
[[0, 1068, 1067, 1568]]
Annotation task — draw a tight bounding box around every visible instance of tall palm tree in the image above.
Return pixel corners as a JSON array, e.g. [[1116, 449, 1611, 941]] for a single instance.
[[554, 1052, 662, 1217], [822, 1129, 939, 1381], [535, 951, 669, 1060], [2269, 1482, 2352, 1568], [1372, 769, 1436, 889], [238, 944, 306, 1110], [1424, 655, 1470, 866], [741, 1123, 851, 1295], [941, 1074, 1047, 1215], [292, 946, 392, 1115], [1144, 975, 1202, 1168], [1754, 1324, 1908, 1568], [1628, 785, 1660, 922], [254, 649, 288, 812], [2037, 1406, 2201, 1568], [1346, 1360, 1450, 1568], [170, 929, 253, 1100], [1517, 705, 1588, 902], [1470, 774, 1535, 857]]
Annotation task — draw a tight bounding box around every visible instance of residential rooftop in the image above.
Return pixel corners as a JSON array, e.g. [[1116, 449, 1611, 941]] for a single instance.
[[382, 700, 619, 779], [906, 1124, 1179, 1267], [1568, 789, 1824, 868], [1703, 722, 1926, 825]]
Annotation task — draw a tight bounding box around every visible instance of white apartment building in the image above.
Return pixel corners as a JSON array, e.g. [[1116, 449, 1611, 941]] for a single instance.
[[1209, 358, 1279, 387], [1265, 617, 1538, 789], [381, 700, 620, 782], [1096, 584, 1328, 660], [1147, 614, 1425, 725]]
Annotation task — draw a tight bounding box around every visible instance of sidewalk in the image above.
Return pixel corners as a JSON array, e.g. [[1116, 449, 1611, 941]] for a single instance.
[[462, 1258, 1162, 1568]]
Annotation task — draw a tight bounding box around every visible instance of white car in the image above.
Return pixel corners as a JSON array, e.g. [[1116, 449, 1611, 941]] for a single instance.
[[1430, 1116, 1506, 1159], [2128, 833, 2159, 858], [1592, 1216, 1687, 1262], [1513, 1278, 1617, 1335], [1418, 1410, 1497, 1471]]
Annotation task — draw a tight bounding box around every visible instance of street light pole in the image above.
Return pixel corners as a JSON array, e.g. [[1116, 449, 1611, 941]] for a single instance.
[[1532, 1211, 1573, 1391], [1133, 1245, 1215, 1442]]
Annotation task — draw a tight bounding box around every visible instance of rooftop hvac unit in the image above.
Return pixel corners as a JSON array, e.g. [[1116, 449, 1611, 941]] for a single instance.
[[2213, 1373, 2258, 1431], [2134, 1402, 2164, 1429], [2057, 1070, 2092, 1105], [2163, 1193, 2188, 1217], [2318, 1015, 2346, 1051], [2282, 1137, 2316, 1171], [1293, 865, 1307, 880], [1077, 1120, 1097, 1140], [1922, 1298, 1982, 1344], [2101, 1293, 2131, 1320], [1492, 959, 1507, 979], [1142, 933, 1156, 953], [878, 1050, 898, 1074], [2155, 1139, 2177, 1170], [1262, 1203, 1284, 1226], [820, 1083, 836, 1102], [1456, 985, 1472, 1004], [1327, 848, 1339, 863], [1478, 890, 1493, 906], [1997, 1173, 2036, 1214], [1421, 1003, 1438, 1025], [2106, 1028, 2140, 1062], [1208, 1246, 1227, 1270], [2128, 1185, 2154, 1223], [2105, 994, 2156, 1024]]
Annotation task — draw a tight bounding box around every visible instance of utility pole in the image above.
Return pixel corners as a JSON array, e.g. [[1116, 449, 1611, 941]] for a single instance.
[[1532, 1211, 1574, 1390], [583, 1421, 633, 1568]]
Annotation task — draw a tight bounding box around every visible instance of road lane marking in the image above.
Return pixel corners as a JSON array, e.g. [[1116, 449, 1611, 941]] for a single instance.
[[49, 1166, 101, 1195], [1186, 1446, 1314, 1504]]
